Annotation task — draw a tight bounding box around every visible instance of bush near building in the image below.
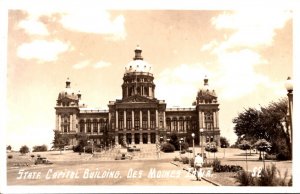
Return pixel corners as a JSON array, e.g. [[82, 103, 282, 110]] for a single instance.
[[161, 142, 175, 153]]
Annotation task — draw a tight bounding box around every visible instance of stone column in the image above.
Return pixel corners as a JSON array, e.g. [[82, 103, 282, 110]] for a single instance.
[[124, 110, 126, 129], [163, 111, 166, 129], [97, 119, 100, 134], [170, 117, 173, 132], [216, 111, 219, 128], [124, 133, 127, 144], [184, 117, 187, 132], [91, 118, 93, 134], [199, 111, 202, 129], [213, 112, 216, 128], [115, 110, 118, 130], [132, 110, 134, 130], [84, 119, 87, 133], [57, 114, 60, 131], [140, 110, 142, 130], [69, 115, 72, 133], [148, 133, 151, 144], [147, 110, 150, 130], [202, 112, 205, 129], [55, 114, 59, 130], [177, 118, 179, 132], [155, 110, 159, 129]]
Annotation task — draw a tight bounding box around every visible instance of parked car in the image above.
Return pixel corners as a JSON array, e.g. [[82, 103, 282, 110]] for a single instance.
[[34, 157, 53, 165], [127, 146, 141, 152]]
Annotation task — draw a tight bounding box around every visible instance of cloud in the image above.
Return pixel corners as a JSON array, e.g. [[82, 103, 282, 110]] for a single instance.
[[59, 11, 126, 40], [210, 10, 292, 51], [73, 60, 90, 69], [156, 64, 212, 107], [18, 18, 49, 35], [93, 61, 111, 68], [17, 40, 70, 61], [201, 10, 292, 100]]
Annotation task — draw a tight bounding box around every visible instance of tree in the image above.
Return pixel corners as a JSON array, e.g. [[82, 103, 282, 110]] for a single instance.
[[233, 98, 291, 160], [73, 133, 88, 153], [19, 145, 29, 155], [32, 144, 48, 152], [52, 130, 69, 153], [239, 140, 251, 172], [6, 145, 12, 151], [220, 136, 230, 148], [254, 139, 271, 169]]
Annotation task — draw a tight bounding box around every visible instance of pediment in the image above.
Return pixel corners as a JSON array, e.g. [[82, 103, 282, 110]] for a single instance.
[[121, 95, 157, 103]]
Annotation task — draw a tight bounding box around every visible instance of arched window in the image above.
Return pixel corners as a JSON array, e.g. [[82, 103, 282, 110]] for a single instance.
[[60, 114, 69, 133], [126, 111, 132, 129], [93, 119, 98, 133], [86, 119, 91, 133], [134, 110, 140, 130], [173, 117, 178, 132], [166, 118, 171, 132], [142, 110, 147, 129], [79, 120, 85, 133], [150, 110, 156, 129], [179, 117, 184, 132]]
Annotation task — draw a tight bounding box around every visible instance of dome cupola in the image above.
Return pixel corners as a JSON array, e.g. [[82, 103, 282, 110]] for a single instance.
[[125, 45, 152, 74]]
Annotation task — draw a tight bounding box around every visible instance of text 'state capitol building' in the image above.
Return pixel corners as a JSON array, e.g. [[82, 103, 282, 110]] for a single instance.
[[55, 46, 221, 147]]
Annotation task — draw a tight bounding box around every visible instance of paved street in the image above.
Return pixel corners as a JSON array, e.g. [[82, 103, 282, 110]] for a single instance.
[[7, 159, 213, 186]]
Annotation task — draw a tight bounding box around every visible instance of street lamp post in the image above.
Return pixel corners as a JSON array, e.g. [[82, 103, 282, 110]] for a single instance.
[[200, 128, 204, 157], [285, 77, 293, 158], [192, 133, 195, 159], [179, 138, 183, 156]]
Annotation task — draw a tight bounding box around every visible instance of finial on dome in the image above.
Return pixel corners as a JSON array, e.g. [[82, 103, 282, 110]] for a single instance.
[[66, 77, 71, 88], [204, 75, 208, 86], [134, 45, 143, 60], [77, 90, 81, 100]]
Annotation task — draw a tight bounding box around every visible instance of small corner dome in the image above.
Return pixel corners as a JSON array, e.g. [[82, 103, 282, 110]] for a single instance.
[[58, 78, 78, 100], [198, 76, 217, 97]]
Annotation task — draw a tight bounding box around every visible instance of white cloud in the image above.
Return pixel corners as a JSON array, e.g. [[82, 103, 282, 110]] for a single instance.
[[73, 60, 90, 69], [210, 10, 292, 50], [93, 61, 111, 68], [156, 64, 213, 107], [17, 40, 70, 61], [59, 11, 126, 40], [202, 10, 292, 100], [18, 18, 49, 35]]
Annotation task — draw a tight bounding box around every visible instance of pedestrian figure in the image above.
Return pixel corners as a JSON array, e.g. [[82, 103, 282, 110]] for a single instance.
[[194, 153, 204, 181]]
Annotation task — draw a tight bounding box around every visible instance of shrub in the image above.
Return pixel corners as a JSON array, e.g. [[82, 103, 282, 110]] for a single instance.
[[161, 143, 175, 153], [115, 154, 122, 160], [181, 142, 189, 150], [265, 153, 277, 160], [19, 145, 29, 154], [37, 154, 41, 158], [235, 164, 292, 186], [32, 144, 48, 152], [173, 156, 180, 162], [181, 157, 189, 164], [190, 158, 194, 167], [212, 158, 243, 172], [7, 155, 13, 159], [235, 170, 256, 186], [30, 154, 35, 159]]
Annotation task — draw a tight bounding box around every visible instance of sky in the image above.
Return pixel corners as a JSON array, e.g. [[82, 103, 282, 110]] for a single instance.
[[4, 2, 294, 151]]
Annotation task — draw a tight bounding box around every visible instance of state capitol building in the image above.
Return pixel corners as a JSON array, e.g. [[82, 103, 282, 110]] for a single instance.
[[55, 46, 221, 147]]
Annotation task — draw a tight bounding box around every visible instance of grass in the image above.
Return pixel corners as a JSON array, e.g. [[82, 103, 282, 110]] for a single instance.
[[209, 172, 240, 186]]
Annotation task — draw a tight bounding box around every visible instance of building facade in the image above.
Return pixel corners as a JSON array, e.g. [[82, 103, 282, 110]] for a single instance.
[[55, 46, 220, 147]]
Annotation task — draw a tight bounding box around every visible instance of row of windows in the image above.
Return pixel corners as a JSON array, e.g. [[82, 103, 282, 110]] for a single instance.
[[79, 120, 107, 133]]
